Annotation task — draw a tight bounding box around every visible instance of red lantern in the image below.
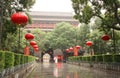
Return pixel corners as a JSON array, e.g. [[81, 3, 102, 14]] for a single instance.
[[11, 12, 28, 25], [30, 41, 36, 46], [65, 49, 70, 52], [25, 33, 34, 40], [86, 41, 93, 46], [75, 45, 81, 49], [69, 47, 73, 51], [34, 48, 39, 52], [32, 45, 38, 48], [24, 46, 30, 56], [101, 35, 110, 41], [57, 55, 61, 59]]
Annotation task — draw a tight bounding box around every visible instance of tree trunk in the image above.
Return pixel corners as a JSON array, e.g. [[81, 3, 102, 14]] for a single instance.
[[0, 1, 3, 49]]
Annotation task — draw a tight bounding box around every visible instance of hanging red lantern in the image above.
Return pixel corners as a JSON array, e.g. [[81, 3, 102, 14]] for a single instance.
[[69, 47, 73, 51], [30, 41, 36, 46], [34, 48, 39, 52], [57, 55, 61, 59], [11, 12, 28, 25], [86, 41, 93, 46], [65, 49, 70, 52], [101, 35, 110, 41], [25, 33, 34, 40], [75, 45, 81, 49], [32, 45, 38, 48]]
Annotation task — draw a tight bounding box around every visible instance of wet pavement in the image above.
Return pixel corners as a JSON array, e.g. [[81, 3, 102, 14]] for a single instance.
[[28, 62, 120, 78]]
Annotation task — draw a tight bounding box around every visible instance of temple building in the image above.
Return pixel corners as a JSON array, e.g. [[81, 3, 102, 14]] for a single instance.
[[24, 11, 79, 32]]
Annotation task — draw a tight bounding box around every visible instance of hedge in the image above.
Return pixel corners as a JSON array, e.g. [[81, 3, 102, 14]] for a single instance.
[[20, 54, 24, 64], [113, 54, 120, 62], [91, 55, 96, 62], [0, 50, 36, 71], [103, 55, 113, 63], [96, 55, 103, 62], [24, 56, 28, 63], [4, 51, 14, 69], [14, 53, 21, 66], [68, 54, 120, 63], [0, 51, 5, 71]]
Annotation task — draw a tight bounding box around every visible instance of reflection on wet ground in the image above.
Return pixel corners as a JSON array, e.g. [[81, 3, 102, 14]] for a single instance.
[[28, 62, 120, 78]]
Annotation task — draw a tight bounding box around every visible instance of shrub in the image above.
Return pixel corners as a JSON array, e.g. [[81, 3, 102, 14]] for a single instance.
[[91, 55, 96, 62], [96, 55, 103, 62], [14, 53, 21, 66], [4, 51, 14, 69], [0, 51, 5, 71], [103, 54, 113, 63], [78, 56, 82, 61], [86, 56, 91, 62], [82, 56, 87, 62], [20, 54, 24, 64], [113, 54, 120, 63], [28, 56, 35, 62], [24, 56, 28, 63]]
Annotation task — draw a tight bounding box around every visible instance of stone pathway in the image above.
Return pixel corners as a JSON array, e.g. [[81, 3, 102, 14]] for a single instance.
[[28, 62, 120, 78]]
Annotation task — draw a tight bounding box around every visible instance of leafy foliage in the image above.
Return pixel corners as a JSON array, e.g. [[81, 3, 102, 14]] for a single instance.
[[45, 22, 76, 51], [0, 0, 35, 50], [71, 0, 120, 30], [4, 51, 14, 68], [30, 29, 46, 51], [0, 51, 5, 71]]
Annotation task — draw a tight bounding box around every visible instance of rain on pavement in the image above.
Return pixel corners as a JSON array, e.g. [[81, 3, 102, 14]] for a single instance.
[[28, 62, 120, 78]]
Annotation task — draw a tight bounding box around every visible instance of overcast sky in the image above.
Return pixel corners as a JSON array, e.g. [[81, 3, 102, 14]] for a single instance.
[[30, 0, 74, 12]]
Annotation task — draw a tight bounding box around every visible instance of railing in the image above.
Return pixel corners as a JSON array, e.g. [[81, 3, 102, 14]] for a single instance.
[[67, 61, 120, 72], [0, 61, 36, 78]]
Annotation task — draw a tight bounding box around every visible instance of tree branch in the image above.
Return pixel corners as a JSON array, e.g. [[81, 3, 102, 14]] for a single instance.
[[114, 1, 120, 24]]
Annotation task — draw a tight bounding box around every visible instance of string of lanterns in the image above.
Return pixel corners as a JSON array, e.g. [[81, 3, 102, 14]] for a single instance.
[[65, 34, 111, 55], [11, 11, 39, 54], [25, 33, 39, 52]]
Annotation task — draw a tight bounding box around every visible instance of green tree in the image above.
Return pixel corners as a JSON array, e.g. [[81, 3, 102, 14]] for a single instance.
[[71, 0, 120, 31], [46, 22, 76, 51], [19, 0, 36, 10], [31, 29, 46, 52], [77, 23, 90, 47], [4, 28, 27, 53], [0, 0, 35, 50]]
